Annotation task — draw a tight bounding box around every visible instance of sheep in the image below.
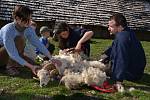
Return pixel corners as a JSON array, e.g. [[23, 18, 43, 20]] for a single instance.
[[34, 52, 81, 87], [37, 69, 50, 87], [51, 58, 70, 75], [34, 52, 108, 89], [35, 61, 59, 87], [52, 52, 83, 75], [60, 67, 107, 90], [54, 51, 82, 64]]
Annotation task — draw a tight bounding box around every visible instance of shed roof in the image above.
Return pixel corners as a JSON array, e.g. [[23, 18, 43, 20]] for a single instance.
[[0, 0, 150, 31]]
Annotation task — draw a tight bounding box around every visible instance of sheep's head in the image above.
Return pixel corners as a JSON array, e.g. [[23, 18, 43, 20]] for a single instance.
[[37, 69, 50, 87], [36, 61, 59, 87]]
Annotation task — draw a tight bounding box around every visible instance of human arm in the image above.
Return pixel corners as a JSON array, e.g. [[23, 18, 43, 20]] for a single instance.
[[3, 30, 38, 75], [24, 62, 40, 75], [27, 28, 52, 59], [40, 37, 49, 48], [75, 31, 94, 50], [36, 37, 49, 54]]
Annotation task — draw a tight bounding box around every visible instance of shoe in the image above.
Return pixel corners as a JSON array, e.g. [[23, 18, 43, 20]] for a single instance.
[[114, 83, 125, 92]]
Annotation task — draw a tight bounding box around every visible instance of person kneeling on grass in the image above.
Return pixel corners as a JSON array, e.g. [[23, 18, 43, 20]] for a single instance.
[[0, 5, 53, 76], [100, 13, 146, 92], [53, 22, 94, 58]]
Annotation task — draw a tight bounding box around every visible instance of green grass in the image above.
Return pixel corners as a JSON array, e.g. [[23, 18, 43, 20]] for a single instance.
[[0, 38, 150, 100]]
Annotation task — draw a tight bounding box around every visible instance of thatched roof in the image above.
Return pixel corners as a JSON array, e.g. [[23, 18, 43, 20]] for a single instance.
[[0, 0, 150, 31]]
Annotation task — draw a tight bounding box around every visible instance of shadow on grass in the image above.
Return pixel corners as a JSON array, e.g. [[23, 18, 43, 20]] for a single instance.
[[0, 92, 52, 100], [0, 65, 34, 79], [53, 93, 104, 100], [126, 85, 150, 92], [0, 92, 104, 100], [134, 73, 150, 86], [125, 73, 150, 92]]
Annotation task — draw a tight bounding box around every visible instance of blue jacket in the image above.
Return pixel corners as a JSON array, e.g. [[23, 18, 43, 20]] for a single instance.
[[36, 36, 55, 54], [104, 27, 146, 81]]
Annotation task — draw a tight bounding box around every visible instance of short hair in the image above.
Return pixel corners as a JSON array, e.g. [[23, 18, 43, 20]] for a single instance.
[[12, 5, 33, 22], [53, 22, 69, 35], [40, 26, 50, 34], [109, 13, 127, 28]]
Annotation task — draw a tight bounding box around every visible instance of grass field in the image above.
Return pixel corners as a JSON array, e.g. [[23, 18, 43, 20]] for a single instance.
[[0, 38, 150, 100]]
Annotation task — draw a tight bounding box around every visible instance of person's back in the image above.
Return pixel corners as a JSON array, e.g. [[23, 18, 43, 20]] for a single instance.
[[111, 27, 146, 81], [126, 28, 146, 80]]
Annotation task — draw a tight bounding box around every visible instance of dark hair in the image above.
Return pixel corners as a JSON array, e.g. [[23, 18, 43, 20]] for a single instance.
[[12, 5, 33, 22], [109, 13, 127, 28], [53, 22, 69, 35], [53, 22, 71, 49]]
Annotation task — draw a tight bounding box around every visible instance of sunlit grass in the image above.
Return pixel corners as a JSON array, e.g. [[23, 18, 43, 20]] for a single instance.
[[0, 38, 150, 100]]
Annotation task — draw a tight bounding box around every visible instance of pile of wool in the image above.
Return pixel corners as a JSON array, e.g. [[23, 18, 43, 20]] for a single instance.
[[34, 52, 83, 87], [60, 61, 107, 90], [54, 51, 83, 63], [52, 52, 83, 75], [81, 67, 106, 86], [60, 71, 83, 89]]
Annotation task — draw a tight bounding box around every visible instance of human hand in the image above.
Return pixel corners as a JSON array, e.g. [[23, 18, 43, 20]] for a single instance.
[[31, 65, 41, 75], [60, 48, 74, 54], [46, 43, 49, 48], [66, 48, 75, 53], [99, 54, 109, 64], [25, 63, 41, 75]]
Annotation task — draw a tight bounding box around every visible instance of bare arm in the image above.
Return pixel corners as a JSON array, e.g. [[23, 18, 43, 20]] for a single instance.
[[75, 31, 94, 50]]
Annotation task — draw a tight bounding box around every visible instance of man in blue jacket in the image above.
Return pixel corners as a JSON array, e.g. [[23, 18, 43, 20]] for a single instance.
[[102, 13, 146, 92]]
